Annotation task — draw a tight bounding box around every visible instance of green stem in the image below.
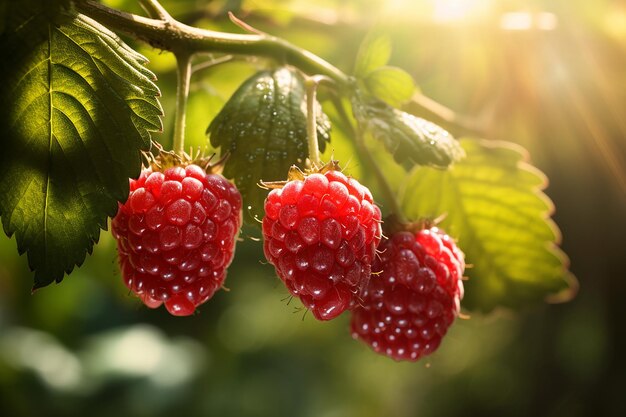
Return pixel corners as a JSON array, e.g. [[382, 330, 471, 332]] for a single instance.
[[172, 53, 192, 155], [336, 97, 407, 224], [355, 130, 407, 223], [305, 76, 321, 167]]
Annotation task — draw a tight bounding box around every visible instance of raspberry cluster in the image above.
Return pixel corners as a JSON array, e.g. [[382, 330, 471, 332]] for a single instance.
[[111, 164, 242, 316], [262, 169, 382, 320], [350, 227, 465, 361]]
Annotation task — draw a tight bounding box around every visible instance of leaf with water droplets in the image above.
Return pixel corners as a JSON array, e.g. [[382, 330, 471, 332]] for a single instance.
[[352, 94, 464, 170], [207, 67, 330, 224]]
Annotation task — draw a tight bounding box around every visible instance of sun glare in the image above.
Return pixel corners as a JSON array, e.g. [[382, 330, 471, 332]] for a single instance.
[[431, 0, 492, 23], [380, 0, 492, 23], [500, 11, 558, 31], [432, 0, 480, 22]]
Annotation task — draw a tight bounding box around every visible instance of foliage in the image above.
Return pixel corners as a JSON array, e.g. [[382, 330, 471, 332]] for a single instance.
[[353, 31, 415, 106], [401, 139, 575, 311], [0, 2, 162, 287], [0, 0, 576, 312], [352, 94, 465, 169], [3, 0, 625, 416]]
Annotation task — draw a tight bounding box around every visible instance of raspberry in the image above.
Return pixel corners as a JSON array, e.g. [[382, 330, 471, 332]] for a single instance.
[[111, 164, 242, 316], [350, 227, 465, 361], [262, 168, 382, 321]]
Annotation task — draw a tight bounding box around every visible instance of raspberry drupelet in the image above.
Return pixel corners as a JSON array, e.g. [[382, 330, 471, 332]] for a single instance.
[[262, 167, 382, 321], [111, 164, 242, 316]]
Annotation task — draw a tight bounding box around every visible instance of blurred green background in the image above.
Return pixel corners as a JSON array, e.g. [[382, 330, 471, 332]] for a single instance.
[[1, 0, 625, 416]]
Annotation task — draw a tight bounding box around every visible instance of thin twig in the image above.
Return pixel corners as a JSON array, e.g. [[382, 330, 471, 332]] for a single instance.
[[228, 12, 267, 35], [138, 0, 171, 22], [191, 54, 235, 74]]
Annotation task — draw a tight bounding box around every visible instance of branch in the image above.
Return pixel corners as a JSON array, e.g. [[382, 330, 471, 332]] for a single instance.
[[75, 0, 480, 135], [404, 92, 486, 137], [75, 0, 350, 87]]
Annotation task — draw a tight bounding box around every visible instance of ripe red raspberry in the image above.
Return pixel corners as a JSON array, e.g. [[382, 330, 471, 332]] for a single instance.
[[351, 227, 465, 361], [111, 164, 242, 316], [262, 168, 382, 321]]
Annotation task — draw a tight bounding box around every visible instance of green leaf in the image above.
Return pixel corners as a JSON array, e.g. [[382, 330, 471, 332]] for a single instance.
[[354, 32, 391, 77], [400, 139, 577, 312], [0, 11, 163, 288], [208, 67, 330, 225], [352, 95, 464, 169], [363, 66, 415, 107]]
